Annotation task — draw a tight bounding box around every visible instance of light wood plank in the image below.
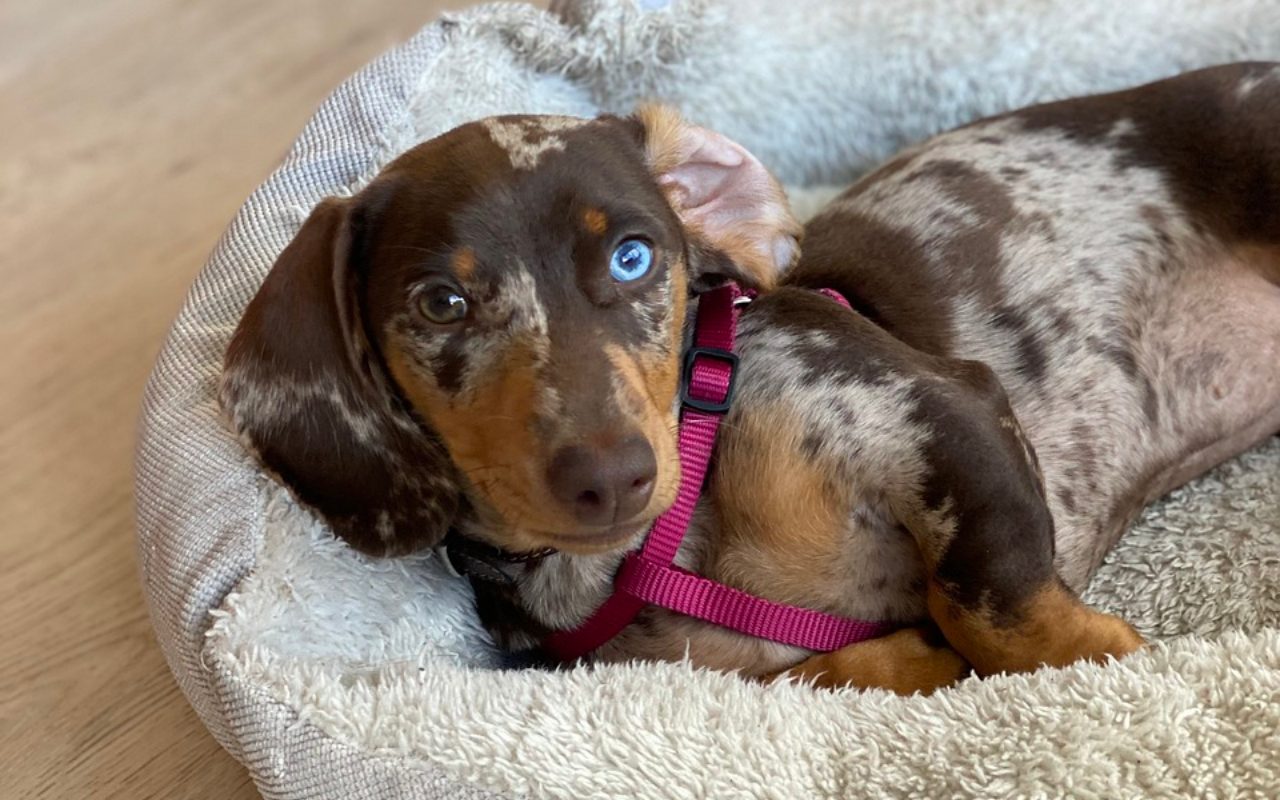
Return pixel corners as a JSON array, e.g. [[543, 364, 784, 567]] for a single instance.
[[0, 1, 520, 796]]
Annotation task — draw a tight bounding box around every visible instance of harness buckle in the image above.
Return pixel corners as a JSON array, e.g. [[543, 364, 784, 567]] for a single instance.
[[680, 346, 739, 415]]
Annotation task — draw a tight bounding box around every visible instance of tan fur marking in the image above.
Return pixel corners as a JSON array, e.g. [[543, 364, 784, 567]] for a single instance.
[[582, 208, 608, 236], [927, 581, 1145, 676], [386, 343, 580, 548], [636, 104, 686, 176], [709, 403, 851, 606], [767, 627, 970, 695], [451, 247, 476, 280], [598, 268, 687, 521], [903, 498, 959, 570], [683, 221, 786, 291], [604, 343, 681, 518], [668, 264, 688, 353]]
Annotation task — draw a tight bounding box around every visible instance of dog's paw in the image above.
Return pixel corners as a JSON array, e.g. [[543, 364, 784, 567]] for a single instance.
[[1061, 608, 1147, 666], [767, 626, 972, 696], [930, 581, 1146, 676]]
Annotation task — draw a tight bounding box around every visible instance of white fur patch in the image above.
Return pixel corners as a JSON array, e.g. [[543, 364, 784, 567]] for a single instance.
[[483, 116, 589, 170], [1235, 66, 1280, 99], [222, 367, 398, 445]]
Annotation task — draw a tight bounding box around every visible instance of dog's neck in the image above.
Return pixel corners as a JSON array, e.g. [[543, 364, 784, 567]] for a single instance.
[[454, 512, 633, 653], [459, 504, 722, 655]]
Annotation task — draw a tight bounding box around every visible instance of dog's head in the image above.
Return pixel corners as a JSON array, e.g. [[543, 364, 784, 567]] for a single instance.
[[222, 107, 799, 557]]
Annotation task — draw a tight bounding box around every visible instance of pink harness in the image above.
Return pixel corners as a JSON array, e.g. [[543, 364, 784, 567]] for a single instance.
[[545, 284, 895, 662]]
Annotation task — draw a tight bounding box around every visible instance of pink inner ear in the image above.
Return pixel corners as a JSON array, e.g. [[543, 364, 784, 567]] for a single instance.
[[657, 125, 798, 280]]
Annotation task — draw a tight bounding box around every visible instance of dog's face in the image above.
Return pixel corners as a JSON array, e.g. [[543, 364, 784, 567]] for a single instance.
[[222, 108, 800, 557]]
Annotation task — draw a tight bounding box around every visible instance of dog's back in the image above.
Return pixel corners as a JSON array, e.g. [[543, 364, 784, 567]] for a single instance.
[[788, 63, 1280, 587]]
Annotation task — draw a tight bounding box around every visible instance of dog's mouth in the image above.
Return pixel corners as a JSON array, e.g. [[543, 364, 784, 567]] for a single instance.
[[536, 518, 654, 555]]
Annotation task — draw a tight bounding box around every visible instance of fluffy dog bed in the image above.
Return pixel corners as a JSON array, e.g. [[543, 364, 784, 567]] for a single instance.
[[136, 1, 1280, 797]]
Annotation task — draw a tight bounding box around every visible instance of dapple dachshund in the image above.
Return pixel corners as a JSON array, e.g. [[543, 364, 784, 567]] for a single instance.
[[223, 63, 1280, 694]]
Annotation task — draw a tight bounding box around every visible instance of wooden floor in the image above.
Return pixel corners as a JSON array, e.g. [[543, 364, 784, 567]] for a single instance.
[[0, 1, 504, 796]]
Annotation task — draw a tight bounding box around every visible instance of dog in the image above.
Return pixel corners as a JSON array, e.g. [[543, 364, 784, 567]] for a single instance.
[[223, 63, 1280, 695]]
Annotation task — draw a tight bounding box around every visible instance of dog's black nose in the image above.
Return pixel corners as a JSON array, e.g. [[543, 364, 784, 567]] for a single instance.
[[547, 436, 657, 526]]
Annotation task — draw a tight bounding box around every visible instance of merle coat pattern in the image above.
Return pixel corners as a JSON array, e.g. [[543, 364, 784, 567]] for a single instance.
[[223, 64, 1280, 693]]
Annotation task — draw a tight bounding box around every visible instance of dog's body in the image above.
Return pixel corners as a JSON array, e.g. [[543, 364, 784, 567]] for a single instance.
[[224, 64, 1280, 694]]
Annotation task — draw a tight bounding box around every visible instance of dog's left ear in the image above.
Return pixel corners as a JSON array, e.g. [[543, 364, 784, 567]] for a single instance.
[[220, 188, 461, 558], [636, 105, 801, 291]]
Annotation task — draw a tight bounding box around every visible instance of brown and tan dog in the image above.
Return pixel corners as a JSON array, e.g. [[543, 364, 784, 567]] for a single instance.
[[223, 63, 1280, 694]]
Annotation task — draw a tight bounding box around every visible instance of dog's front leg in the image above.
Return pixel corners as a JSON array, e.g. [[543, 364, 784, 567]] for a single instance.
[[767, 626, 970, 695], [899, 360, 1145, 677]]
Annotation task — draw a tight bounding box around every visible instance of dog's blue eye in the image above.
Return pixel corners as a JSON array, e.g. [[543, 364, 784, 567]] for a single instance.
[[610, 239, 653, 282]]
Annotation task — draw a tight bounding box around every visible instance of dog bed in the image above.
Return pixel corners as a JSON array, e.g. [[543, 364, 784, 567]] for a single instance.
[[135, 1, 1280, 797]]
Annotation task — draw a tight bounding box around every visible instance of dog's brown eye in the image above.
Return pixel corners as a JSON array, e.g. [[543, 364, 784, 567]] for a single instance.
[[417, 286, 469, 324]]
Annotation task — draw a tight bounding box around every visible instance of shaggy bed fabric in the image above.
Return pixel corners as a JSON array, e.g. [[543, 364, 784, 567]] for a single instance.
[[136, 1, 1280, 798]]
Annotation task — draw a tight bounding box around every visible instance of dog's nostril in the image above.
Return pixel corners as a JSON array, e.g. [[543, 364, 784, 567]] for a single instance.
[[547, 436, 657, 527]]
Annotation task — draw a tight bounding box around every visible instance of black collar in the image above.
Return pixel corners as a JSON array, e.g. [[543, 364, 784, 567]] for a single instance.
[[436, 532, 556, 586]]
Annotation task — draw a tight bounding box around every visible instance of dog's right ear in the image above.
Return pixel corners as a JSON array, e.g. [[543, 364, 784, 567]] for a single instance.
[[221, 192, 460, 557], [635, 105, 801, 292]]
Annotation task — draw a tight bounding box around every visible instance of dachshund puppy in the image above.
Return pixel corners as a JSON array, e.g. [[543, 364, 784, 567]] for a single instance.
[[223, 63, 1280, 694]]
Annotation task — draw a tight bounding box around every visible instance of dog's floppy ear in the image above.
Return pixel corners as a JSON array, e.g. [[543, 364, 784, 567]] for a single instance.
[[637, 105, 801, 291], [221, 190, 460, 556]]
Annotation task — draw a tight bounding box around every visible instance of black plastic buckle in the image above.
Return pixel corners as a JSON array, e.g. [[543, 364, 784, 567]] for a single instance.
[[680, 346, 739, 414]]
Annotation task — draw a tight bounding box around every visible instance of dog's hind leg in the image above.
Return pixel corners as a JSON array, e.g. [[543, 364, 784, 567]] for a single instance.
[[897, 359, 1146, 677]]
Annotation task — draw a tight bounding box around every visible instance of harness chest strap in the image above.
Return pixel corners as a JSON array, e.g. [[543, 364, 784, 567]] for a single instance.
[[544, 284, 894, 662]]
